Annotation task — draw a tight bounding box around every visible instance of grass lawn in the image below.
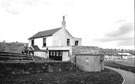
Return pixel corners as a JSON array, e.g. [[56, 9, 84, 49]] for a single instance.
[[0, 68, 123, 84], [115, 59, 135, 67], [104, 59, 135, 73]]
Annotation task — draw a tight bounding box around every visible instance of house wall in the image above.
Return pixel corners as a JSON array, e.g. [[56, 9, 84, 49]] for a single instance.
[[73, 38, 82, 46], [34, 51, 48, 58], [62, 51, 70, 61], [29, 36, 53, 49], [29, 28, 81, 49], [52, 28, 81, 47]]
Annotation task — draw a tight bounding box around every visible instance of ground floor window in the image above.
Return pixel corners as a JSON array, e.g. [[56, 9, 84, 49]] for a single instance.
[[49, 50, 63, 60]]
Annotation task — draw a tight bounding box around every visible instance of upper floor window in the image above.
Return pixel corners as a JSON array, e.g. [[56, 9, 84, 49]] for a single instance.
[[75, 41, 79, 46], [31, 39, 34, 46], [67, 39, 70, 46], [43, 38, 46, 47]]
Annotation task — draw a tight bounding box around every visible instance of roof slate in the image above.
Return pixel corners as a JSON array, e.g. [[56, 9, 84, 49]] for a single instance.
[[29, 28, 61, 39], [72, 46, 100, 55], [31, 45, 40, 51]]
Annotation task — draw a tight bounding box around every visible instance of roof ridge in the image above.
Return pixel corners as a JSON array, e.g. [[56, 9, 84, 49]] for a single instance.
[[29, 27, 61, 40], [38, 27, 61, 33]]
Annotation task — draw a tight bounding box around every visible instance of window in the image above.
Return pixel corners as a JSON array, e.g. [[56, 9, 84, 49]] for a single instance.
[[53, 51, 55, 56], [59, 51, 63, 56], [31, 39, 34, 46], [67, 39, 70, 46], [49, 51, 63, 57], [75, 41, 79, 46], [43, 38, 46, 47], [50, 51, 53, 56], [56, 52, 59, 56]]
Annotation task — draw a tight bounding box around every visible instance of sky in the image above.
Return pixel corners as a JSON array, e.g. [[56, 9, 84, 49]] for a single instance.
[[0, 0, 134, 49]]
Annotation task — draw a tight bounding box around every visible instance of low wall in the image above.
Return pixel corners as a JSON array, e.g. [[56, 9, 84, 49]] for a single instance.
[[0, 62, 75, 76]]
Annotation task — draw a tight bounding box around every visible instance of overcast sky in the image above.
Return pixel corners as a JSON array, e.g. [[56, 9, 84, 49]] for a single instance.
[[0, 0, 134, 49]]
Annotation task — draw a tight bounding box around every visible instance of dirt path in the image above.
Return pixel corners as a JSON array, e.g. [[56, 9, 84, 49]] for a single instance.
[[105, 66, 135, 84]]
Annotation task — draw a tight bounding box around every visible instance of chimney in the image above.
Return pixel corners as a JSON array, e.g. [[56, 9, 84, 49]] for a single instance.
[[62, 16, 66, 29]]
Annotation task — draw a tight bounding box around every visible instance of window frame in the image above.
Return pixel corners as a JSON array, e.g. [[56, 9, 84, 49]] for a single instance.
[[75, 40, 79, 46], [67, 39, 70, 46], [43, 38, 46, 47], [31, 39, 34, 46]]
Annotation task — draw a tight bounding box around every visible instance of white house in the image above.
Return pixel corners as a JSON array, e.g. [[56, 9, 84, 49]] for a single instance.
[[28, 16, 105, 72], [28, 16, 82, 61]]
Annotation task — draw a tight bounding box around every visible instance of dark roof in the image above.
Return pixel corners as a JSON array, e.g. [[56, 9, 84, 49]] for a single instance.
[[72, 46, 100, 55], [31, 45, 40, 51], [29, 28, 61, 39], [28, 47, 33, 51]]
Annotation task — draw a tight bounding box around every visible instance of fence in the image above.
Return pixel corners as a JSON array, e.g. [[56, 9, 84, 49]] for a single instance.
[[0, 52, 33, 61]]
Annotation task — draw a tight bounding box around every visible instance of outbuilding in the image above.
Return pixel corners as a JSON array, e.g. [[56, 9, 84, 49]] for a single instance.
[[72, 46, 104, 72]]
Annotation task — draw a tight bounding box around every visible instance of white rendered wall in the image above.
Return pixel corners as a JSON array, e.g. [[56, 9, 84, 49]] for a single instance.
[[46, 36, 53, 46], [28, 28, 82, 49], [52, 28, 82, 46], [52, 28, 66, 46], [34, 51, 48, 58], [29, 36, 53, 49], [34, 38, 43, 49], [62, 51, 70, 61], [73, 38, 82, 46]]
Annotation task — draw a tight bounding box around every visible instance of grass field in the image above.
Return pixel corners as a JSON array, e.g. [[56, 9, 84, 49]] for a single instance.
[[104, 59, 135, 73], [0, 68, 123, 84], [115, 59, 135, 67]]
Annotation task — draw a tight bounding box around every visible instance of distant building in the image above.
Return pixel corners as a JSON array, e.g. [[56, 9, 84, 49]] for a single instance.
[[118, 53, 135, 59], [104, 52, 135, 60]]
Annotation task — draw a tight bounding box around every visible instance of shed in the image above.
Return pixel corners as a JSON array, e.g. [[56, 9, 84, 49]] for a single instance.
[[75, 54, 104, 72], [72, 46, 104, 72]]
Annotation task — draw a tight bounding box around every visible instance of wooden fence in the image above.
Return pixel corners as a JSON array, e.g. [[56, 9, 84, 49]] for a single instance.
[[0, 52, 34, 61]]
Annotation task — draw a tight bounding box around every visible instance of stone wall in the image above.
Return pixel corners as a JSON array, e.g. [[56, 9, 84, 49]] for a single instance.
[[0, 62, 75, 76]]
